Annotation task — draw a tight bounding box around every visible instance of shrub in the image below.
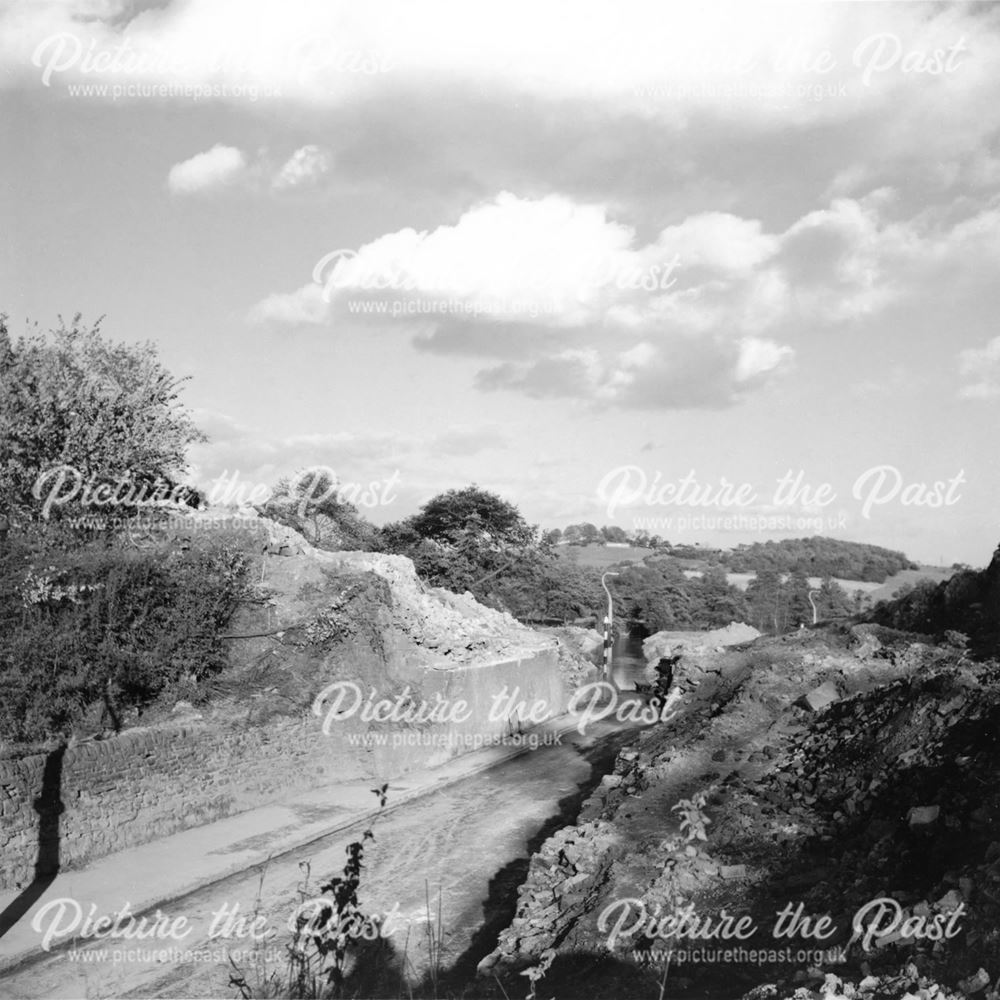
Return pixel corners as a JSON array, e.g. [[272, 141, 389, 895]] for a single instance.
[[0, 527, 253, 746]]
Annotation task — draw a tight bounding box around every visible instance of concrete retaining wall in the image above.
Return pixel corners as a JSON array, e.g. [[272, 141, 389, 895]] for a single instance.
[[0, 647, 564, 892]]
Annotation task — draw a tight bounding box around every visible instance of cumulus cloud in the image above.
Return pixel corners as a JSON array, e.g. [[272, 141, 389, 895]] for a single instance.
[[958, 337, 1000, 400], [272, 145, 332, 190], [251, 192, 758, 329], [256, 187, 985, 339], [247, 186, 1000, 408], [167, 144, 247, 195], [735, 337, 794, 383], [167, 143, 334, 197]]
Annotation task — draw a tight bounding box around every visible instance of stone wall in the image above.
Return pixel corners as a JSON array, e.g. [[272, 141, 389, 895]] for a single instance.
[[0, 646, 566, 892]]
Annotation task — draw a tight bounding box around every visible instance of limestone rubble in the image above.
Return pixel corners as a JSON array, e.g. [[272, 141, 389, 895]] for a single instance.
[[479, 623, 1000, 1000]]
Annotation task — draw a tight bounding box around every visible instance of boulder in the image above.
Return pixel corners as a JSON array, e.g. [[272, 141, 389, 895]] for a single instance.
[[798, 681, 839, 713], [908, 805, 940, 827]]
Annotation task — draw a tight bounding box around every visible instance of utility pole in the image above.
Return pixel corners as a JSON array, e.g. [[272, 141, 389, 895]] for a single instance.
[[601, 571, 619, 684]]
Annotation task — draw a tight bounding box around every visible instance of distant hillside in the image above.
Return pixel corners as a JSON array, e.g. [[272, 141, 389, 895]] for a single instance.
[[868, 543, 1000, 658], [557, 544, 653, 567], [863, 564, 956, 604], [721, 536, 918, 582]]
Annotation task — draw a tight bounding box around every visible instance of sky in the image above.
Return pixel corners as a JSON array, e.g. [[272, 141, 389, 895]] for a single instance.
[[2, 0, 999, 565]]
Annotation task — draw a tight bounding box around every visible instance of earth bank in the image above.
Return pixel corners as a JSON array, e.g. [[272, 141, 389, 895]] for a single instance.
[[476, 622, 1000, 1000]]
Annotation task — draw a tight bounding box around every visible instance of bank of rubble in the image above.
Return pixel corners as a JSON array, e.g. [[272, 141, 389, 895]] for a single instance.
[[478, 623, 1000, 1000]]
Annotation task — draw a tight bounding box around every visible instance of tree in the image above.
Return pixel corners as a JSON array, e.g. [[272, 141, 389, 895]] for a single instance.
[[0, 315, 204, 520], [816, 576, 854, 619], [408, 485, 533, 547], [601, 525, 629, 543], [746, 568, 784, 633], [696, 565, 751, 627], [543, 527, 563, 545], [261, 468, 376, 550], [786, 568, 813, 627]]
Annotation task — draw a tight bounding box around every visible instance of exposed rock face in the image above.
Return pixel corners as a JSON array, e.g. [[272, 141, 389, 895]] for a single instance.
[[540, 626, 604, 689], [312, 548, 552, 668], [641, 621, 761, 690], [480, 622, 1000, 998], [478, 819, 620, 974], [643, 622, 761, 663]]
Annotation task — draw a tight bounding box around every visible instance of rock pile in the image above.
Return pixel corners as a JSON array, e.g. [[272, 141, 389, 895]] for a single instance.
[[478, 820, 620, 972], [481, 622, 1000, 999]]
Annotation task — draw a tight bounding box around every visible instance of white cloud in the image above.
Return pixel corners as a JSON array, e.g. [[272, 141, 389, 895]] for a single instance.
[[247, 283, 330, 325], [169, 143, 336, 198], [735, 337, 794, 382], [246, 187, 1000, 408], [8, 0, 999, 140], [272, 145, 332, 190], [167, 144, 247, 195], [251, 193, 771, 330], [958, 336, 1000, 400]]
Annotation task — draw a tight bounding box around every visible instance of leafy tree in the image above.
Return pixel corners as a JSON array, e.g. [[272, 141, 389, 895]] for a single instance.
[[696, 565, 751, 627], [379, 490, 544, 614], [816, 576, 854, 619], [746, 568, 784, 633], [786, 568, 813, 627], [408, 486, 533, 546], [261, 468, 376, 550], [0, 315, 204, 521], [601, 525, 629, 543]]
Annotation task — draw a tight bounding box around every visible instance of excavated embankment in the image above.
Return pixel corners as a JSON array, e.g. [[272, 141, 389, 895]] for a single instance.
[[0, 510, 596, 890], [478, 623, 1000, 1000]]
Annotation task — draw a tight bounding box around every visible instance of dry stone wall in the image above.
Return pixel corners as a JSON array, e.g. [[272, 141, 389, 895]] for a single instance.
[[0, 645, 565, 892]]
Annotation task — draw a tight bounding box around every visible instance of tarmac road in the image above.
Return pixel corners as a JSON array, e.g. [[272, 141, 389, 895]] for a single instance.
[[0, 717, 639, 1000]]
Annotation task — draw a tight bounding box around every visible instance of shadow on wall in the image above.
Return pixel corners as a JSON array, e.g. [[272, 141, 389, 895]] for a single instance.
[[0, 743, 65, 939]]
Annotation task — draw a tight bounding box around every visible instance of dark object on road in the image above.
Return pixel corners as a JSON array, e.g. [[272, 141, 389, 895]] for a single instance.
[[655, 655, 677, 691], [633, 655, 681, 711]]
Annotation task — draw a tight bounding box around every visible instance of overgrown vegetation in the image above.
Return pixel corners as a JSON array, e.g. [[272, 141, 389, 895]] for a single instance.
[[868, 544, 1000, 658], [0, 526, 254, 745], [0, 316, 248, 747], [230, 786, 396, 1000]]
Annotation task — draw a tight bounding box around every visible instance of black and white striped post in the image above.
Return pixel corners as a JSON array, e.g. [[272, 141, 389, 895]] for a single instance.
[[601, 571, 619, 685]]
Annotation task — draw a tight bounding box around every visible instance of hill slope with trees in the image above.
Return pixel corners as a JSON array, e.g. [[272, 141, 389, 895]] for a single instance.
[[720, 536, 918, 582]]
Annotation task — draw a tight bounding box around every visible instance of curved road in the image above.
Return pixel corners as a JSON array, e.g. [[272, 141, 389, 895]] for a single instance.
[[0, 718, 640, 1000]]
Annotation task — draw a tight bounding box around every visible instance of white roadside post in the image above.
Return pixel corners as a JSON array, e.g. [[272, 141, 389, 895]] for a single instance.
[[601, 571, 619, 685]]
